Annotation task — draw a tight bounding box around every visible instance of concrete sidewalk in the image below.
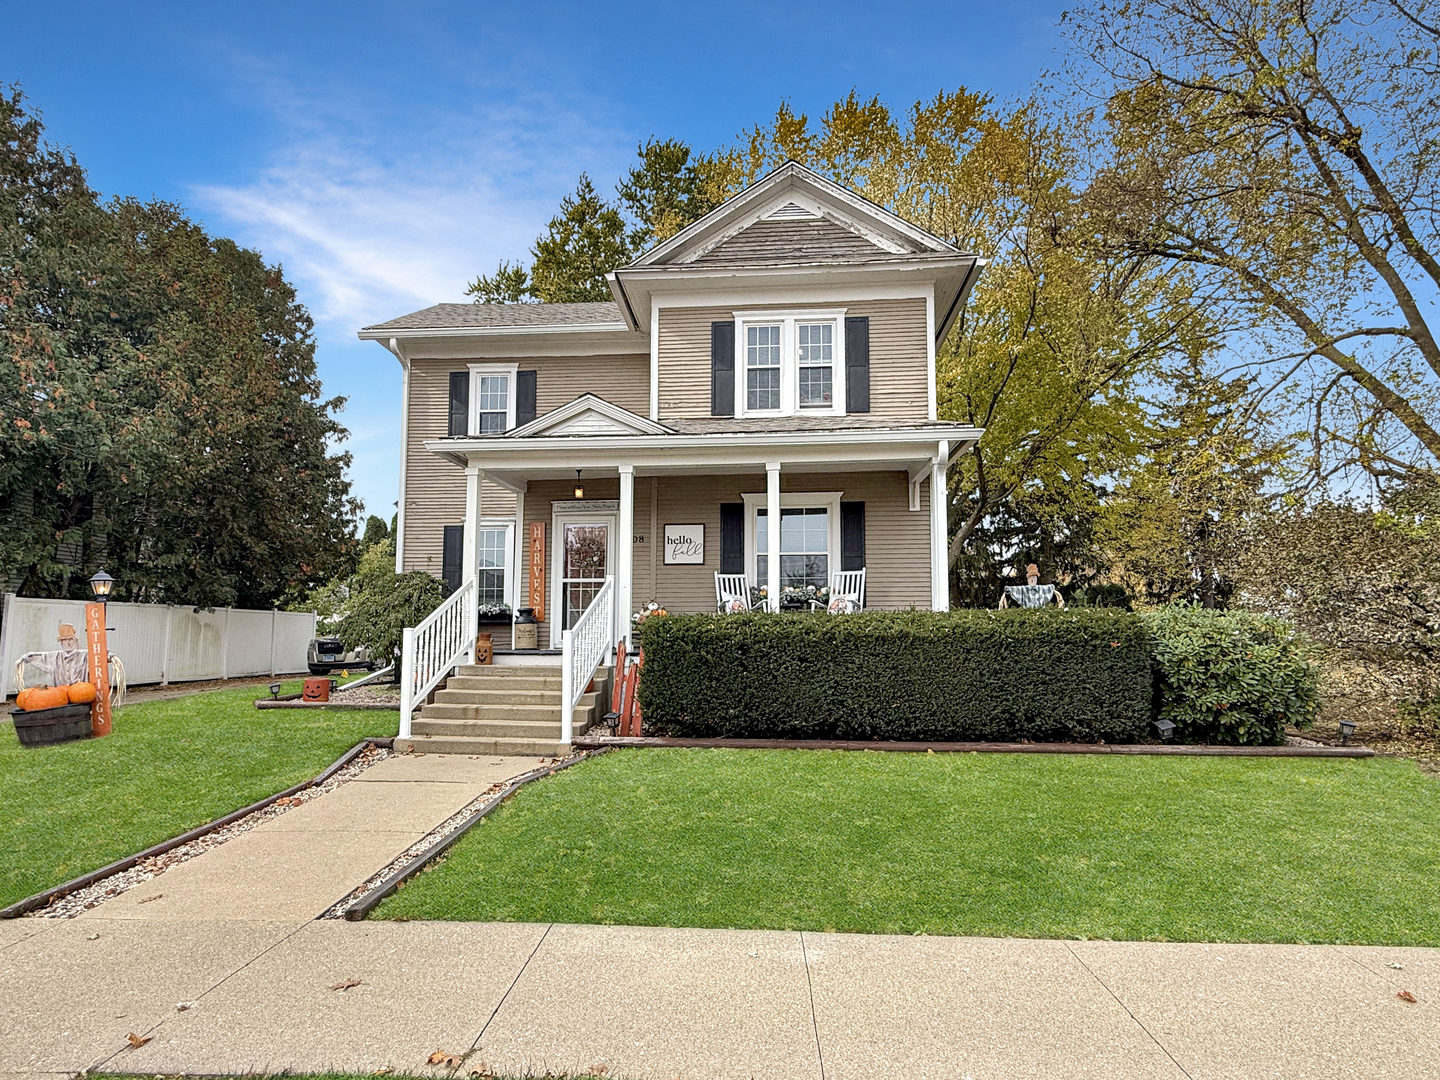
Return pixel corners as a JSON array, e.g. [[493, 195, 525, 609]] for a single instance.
[[0, 918, 1434, 1079]]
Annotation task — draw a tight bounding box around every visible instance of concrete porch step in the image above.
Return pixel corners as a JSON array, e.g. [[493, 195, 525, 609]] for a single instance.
[[445, 675, 562, 692], [395, 734, 570, 757], [456, 663, 563, 677], [412, 718, 566, 739], [434, 688, 562, 706], [420, 695, 601, 723]]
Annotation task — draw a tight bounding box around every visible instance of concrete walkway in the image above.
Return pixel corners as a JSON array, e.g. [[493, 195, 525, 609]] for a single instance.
[[1, 918, 1435, 1079], [78, 753, 547, 923]]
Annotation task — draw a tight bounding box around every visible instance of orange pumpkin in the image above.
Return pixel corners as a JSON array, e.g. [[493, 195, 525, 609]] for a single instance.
[[18, 685, 69, 711], [15, 688, 34, 711], [67, 681, 98, 704]]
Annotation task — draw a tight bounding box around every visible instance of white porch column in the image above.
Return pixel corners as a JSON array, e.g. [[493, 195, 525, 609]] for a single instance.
[[766, 461, 782, 611], [618, 464, 635, 649], [463, 465, 483, 661], [512, 484, 526, 637], [930, 440, 950, 611]]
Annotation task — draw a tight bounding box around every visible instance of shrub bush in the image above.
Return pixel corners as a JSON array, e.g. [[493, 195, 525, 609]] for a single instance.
[[1139, 606, 1320, 745], [638, 609, 1152, 742]]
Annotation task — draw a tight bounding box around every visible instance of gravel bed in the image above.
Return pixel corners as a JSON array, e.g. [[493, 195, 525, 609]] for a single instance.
[[320, 754, 576, 919], [329, 683, 401, 705], [28, 744, 394, 918]]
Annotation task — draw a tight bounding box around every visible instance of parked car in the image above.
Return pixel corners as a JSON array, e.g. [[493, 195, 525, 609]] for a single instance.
[[307, 637, 373, 675]]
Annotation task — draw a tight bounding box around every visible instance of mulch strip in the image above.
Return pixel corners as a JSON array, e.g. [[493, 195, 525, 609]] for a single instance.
[[572, 735, 1376, 758]]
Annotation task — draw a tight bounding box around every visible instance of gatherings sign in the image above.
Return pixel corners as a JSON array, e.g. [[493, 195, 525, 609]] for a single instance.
[[664, 524, 705, 565], [527, 521, 546, 622], [85, 602, 112, 737]]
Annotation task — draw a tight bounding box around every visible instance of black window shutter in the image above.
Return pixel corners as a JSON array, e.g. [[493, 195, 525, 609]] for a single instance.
[[845, 316, 870, 413], [447, 372, 470, 436], [841, 502, 866, 571], [711, 321, 735, 417], [441, 525, 464, 592], [516, 370, 537, 426], [719, 503, 745, 574]]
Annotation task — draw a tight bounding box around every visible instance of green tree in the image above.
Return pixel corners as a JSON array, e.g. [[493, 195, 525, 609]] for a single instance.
[[526, 174, 631, 303], [465, 259, 531, 304], [0, 86, 358, 606], [1070, 0, 1440, 482], [359, 514, 390, 551], [616, 138, 726, 250], [335, 539, 447, 665]]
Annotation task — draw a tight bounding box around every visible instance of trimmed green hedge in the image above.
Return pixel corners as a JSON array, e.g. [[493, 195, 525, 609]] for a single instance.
[[638, 609, 1152, 743], [1140, 606, 1320, 745]]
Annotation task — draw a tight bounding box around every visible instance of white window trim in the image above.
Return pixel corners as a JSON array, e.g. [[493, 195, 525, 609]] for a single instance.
[[732, 309, 847, 418], [474, 519, 515, 611], [467, 362, 519, 435], [740, 491, 843, 590]]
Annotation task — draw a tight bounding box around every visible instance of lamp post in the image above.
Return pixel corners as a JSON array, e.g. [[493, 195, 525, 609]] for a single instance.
[[85, 570, 115, 737]]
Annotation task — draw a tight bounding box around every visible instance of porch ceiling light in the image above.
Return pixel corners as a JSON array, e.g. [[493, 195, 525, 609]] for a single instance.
[[1152, 719, 1176, 742], [574, 469, 584, 499], [1338, 718, 1357, 745], [88, 569, 115, 602]]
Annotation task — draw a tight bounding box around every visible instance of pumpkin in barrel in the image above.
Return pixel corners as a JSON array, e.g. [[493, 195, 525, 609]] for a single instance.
[[15, 686, 70, 711], [67, 681, 98, 704]]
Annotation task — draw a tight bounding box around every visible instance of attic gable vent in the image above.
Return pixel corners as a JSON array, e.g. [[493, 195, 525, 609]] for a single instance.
[[766, 201, 818, 221]]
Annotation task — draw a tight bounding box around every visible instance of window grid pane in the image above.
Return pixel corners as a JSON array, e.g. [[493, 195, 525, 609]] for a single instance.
[[746, 324, 781, 411], [475, 527, 507, 603], [757, 508, 828, 589], [797, 323, 833, 408]]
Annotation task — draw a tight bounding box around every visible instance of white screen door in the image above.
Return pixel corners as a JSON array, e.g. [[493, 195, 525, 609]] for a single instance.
[[560, 522, 609, 630]]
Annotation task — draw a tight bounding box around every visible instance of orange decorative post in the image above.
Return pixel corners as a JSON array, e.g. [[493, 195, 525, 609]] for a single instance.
[[527, 521, 546, 623], [84, 602, 112, 737]]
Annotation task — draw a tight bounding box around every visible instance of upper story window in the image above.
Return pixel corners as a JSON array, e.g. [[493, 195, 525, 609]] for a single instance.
[[733, 310, 846, 417], [468, 362, 518, 434]]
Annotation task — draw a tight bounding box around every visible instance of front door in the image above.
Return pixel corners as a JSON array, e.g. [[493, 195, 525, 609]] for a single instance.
[[551, 510, 616, 646]]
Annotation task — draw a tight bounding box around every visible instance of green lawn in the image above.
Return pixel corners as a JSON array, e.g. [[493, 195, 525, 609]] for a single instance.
[[376, 747, 1440, 946], [1, 682, 396, 909]]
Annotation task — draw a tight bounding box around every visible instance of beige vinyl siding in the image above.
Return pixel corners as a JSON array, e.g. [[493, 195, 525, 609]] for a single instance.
[[648, 470, 931, 613], [655, 298, 929, 421], [531, 353, 649, 415], [401, 353, 649, 576], [402, 359, 466, 577]]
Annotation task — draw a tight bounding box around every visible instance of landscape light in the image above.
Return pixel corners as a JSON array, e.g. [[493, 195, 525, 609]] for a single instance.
[[1153, 719, 1177, 742], [268, 682, 281, 699], [88, 569, 115, 602], [573, 469, 584, 499], [1338, 718, 1357, 745]]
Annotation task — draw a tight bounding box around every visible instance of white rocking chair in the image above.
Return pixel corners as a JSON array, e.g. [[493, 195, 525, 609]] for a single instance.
[[715, 572, 753, 614], [814, 569, 866, 614]]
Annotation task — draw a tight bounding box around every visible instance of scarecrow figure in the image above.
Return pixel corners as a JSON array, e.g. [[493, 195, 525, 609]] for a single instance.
[[999, 564, 1066, 609], [14, 621, 126, 705]]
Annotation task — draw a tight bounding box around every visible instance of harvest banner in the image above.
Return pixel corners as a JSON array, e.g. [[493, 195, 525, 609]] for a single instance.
[[85, 602, 112, 737], [527, 521, 546, 623]]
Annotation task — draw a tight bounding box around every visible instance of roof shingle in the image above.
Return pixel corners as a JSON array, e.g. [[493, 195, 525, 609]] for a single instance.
[[363, 301, 624, 332]]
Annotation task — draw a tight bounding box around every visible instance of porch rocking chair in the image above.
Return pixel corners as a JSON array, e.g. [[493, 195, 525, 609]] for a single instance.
[[715, 572, 754, 614], [813, 569, 866, 614]]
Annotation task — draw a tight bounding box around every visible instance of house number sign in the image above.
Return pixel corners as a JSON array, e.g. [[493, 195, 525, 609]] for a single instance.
[[663, 524, 705, 565]]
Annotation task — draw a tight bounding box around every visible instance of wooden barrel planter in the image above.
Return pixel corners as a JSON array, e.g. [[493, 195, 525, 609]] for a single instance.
[[11, 703, 93, 748]]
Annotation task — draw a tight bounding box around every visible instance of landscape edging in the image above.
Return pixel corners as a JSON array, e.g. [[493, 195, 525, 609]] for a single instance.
[[572, 735, 1375, 758]]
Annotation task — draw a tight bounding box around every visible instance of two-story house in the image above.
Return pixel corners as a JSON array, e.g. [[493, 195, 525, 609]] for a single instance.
[[360, 161, 986, 748]]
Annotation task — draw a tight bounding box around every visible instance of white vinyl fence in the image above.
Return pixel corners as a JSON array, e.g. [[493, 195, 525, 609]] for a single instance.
[[0, 594, 317, 696]]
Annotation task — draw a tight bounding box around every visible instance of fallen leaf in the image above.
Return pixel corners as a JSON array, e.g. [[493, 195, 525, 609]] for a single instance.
[[1388, 962, 1405, 970], [427, 1051, 463, 1068], [137, 894, 163, 904], [468, 1067, 494, 1079], [86, 933, 100, 940], [1398, 990, 1419, 1003], [126, 1032, 151, 1048], [330, 978, 363, 991], [175, 1001, 193, 1012]]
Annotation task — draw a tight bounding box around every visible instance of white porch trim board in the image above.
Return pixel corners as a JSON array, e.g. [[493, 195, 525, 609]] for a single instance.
[[618, 464, 635, 648], [766, 463, 781, 612], [462, 465, 482, 662], [931, 440, 950, 611]]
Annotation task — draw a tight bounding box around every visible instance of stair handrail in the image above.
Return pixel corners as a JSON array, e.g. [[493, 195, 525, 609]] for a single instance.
[[399, 576, 476, 739], [560, 576, 615, 744]]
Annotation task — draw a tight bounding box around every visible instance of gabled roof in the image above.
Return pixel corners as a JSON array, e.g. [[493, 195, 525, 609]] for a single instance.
[[628, 160, 965, 267], [505, 395, 671, 438], [609, 160, 986, 342]]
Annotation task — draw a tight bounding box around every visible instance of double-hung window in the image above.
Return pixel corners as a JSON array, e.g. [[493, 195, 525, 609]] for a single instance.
[[746, 324, 782, 411], [743, 491, 843, 593], [475, 525, 509, 606], [732, 311, 845, 417], [467, 362, 519, 434]]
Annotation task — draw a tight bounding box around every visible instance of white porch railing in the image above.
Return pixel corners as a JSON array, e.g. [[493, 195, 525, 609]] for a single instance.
[[560, 576, 615, 744], [399, 577, 475, 739]]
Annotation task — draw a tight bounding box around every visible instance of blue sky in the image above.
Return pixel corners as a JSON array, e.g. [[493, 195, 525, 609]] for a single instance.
[[3, 1, 1066, 521]]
